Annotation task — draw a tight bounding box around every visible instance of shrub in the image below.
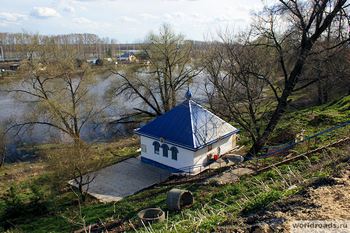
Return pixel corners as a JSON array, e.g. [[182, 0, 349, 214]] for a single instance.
[[2, 186, 23, 218], [0, 184, 49, 230], [308, 114, 336, 126]]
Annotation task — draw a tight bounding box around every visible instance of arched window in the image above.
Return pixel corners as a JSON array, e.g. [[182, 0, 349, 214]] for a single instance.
[[170, 146, 178, 160], [152, 141, 160, 154], [161, 144, 169, 157]]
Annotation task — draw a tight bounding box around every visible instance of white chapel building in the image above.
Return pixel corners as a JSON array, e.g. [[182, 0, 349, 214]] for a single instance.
[[135, 91, 239, 174]]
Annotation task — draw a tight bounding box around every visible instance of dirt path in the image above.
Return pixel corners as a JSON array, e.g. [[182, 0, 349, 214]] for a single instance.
[[276, 167, 350, 232], [242, 165, 350, 232]]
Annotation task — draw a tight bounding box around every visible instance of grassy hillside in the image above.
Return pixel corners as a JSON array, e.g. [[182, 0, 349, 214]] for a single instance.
[[0, 95, 349, 233]]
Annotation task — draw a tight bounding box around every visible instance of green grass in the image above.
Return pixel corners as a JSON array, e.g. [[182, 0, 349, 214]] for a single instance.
[[2, 143, 349, 232], [148, 146, 348, 232], [264, 95, 350, 157], [241, 190, 283, 215], [0, 138, 140, 233], [1, 95, 349, 232]]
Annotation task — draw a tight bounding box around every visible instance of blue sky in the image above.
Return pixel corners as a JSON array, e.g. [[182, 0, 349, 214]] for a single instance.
[[0, 0, 265, 42]]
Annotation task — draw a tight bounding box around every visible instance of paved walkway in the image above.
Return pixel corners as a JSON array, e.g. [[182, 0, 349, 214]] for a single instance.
[[206, 167, 255, 185], [69, 157, 171, 202]]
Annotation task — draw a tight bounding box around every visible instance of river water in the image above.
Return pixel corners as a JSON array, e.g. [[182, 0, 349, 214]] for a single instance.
[[0, 72, 208, 162]]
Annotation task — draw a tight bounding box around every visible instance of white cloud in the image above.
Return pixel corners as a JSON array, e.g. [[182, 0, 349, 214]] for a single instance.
[[72, 17, 92, 24], [139, 13, 159, 20], [0, 0, 262, 41], [161, 12, 187, 22], [173, 12, 185, 19], [63, 5, 75, 13], [163, 13, 173, 20], [30, 7, 60, 19], [0, 12, 27, 25], [71, 17, 113, 33], [213, 15, 231, 22], [190, 13, 200, 19], [120, 16, 138, 23]]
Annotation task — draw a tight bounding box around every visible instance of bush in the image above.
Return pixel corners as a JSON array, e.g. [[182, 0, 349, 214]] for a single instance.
[[28, 184, 48, 214], [308, 114, 336, 126], [0, 184, 49, 230], [2, 186, 23, 219]]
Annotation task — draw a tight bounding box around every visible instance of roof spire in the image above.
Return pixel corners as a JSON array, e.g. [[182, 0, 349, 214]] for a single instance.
[[185, 88, 192, 100]]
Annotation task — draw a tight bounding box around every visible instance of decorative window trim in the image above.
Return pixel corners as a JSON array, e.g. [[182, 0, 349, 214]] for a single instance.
[[161, 144, 169, 157], [152, 141, 160, 154], [170, 146, 178, 161]]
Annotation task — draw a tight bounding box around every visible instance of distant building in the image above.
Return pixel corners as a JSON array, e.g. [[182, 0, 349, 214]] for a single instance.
[[104, 58, 113, 63], [117, 51, 138, 63], [135, 90, 239, 174], [86, 58, 98, 65]]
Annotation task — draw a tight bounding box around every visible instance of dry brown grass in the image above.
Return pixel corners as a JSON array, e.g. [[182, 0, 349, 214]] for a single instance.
[[0, 162, 46, 196]]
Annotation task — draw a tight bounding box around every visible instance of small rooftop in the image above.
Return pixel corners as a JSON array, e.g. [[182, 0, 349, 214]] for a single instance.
[[135, 91, 239, 151], [118, 51, 135, 58]]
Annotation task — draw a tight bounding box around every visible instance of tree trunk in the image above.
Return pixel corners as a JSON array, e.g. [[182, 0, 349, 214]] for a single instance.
[[0, 153, 5, 167], [318, 82, 327, 105], [247, 42, 312, 157], [247, 91, 290, 157], [0, 141, 5, 167]]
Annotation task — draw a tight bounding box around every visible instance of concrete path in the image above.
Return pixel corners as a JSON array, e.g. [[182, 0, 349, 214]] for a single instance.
[[70, 157, 171, 202], [205, 167, 255, 185]]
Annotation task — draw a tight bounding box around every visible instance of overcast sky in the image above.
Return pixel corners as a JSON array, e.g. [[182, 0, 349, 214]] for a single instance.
[[0, 0, 266, 43]]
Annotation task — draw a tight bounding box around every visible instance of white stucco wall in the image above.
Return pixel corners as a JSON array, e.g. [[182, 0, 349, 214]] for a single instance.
[[193, 134, 237, 172], [140, 136, 195, 171], [140, 134, 237, 173]]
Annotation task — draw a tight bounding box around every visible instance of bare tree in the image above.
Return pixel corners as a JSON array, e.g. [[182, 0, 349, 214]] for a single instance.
[[46, 143, 101, 202], [245, 0, 350, 156], [5, 38, 105, 144], [301, 38, 350, 104], [111, 24, 201, 117], [203, 32, 274, 147], [0, 129, 6, 167]]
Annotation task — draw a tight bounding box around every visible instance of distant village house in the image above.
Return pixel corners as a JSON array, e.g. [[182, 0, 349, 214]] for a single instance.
[[117, 51, 138, 63]]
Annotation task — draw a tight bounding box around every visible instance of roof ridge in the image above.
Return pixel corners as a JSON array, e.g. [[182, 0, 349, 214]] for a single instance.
[[189, 99, 232, 127], [188, 99, 196, 148], [135, 98, 238, 150]]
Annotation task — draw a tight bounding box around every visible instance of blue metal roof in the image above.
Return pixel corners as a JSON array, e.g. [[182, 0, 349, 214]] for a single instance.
[[118, 52, 134, 58], [135, 100, 238, 151]]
